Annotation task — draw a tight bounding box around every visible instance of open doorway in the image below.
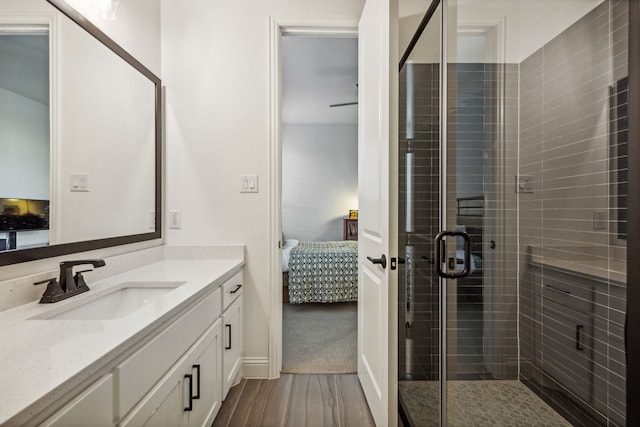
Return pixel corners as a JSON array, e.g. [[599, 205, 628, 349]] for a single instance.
[[280, 34, 359, 374]]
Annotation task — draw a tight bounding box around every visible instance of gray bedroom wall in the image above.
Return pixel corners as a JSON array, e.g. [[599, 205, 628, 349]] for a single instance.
[[282, 123, 358, 242]]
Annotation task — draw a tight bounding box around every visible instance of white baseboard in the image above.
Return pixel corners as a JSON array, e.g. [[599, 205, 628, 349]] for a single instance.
[[242, 357, 271, 379]]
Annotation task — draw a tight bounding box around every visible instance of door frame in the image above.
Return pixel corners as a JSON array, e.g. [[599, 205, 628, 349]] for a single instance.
[[627, 0, 640, 424], [267, 17, 359, 378]]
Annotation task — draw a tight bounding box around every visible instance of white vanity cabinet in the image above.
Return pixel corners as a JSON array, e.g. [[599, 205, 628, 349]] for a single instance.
[[40, 375, 113, 427], [117, 271, 243, 426], [0, 254, 246, 427], [221, 273, 243, 399]]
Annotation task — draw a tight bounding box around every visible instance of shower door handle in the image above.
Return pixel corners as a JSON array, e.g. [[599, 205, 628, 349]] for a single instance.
[[434, 230, 471, 279]]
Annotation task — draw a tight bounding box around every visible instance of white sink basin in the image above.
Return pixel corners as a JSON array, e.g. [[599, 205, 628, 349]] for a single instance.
[[32, 282, 185, 321]]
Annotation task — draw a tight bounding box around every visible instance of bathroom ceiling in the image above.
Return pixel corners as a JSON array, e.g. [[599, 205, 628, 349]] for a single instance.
[[282, 35, 358, 125]]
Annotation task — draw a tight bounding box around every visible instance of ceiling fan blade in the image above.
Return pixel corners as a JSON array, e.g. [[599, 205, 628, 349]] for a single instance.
[[329, 101, 358, 108]]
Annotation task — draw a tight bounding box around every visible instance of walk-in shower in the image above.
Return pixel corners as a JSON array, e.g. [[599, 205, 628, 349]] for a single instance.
[[398, 0, 629, 425]]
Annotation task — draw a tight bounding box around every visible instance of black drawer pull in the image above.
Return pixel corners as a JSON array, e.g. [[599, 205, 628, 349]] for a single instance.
[[184, 374, 193, 411], [225, 324, 232, 349], [576, 325, 584, 350], [230, 284, 242, 294], [193, 364, 201, 399], [545, 284, 570, 295]]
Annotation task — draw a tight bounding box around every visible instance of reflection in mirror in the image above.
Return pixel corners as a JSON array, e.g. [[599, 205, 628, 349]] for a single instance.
[[0, 28, 50, 250], [0, 0, 161, 266]]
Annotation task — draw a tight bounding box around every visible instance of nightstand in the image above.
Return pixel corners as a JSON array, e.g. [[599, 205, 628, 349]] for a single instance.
[[343, 218, 358, 240]]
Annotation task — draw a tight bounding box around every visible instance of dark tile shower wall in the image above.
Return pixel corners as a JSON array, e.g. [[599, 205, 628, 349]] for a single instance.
[[519, 1, 627, 425], [399, 62, 441, 380], [398, 62, 519, 381]]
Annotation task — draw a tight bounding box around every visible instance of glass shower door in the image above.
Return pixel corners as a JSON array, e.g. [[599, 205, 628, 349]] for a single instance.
[[442, 0, 523, 423], [397, 2, 443, 425], [399, 0, 628, 425]]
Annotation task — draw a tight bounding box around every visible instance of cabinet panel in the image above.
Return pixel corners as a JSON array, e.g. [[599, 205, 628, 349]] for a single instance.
[[186, 319, 223, 427], [542, 298, 593, 402], [223, 294, 243, 398], [41, 375, 113, 427], [120, 354, 188, 427]]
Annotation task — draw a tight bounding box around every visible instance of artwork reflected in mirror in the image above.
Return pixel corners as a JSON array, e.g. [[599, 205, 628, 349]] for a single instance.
[[0, 199, 49, 250]]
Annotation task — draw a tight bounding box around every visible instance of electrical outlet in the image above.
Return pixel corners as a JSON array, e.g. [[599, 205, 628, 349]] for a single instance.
[[593, 210, 607, 231], [169, 210, 181, 229]]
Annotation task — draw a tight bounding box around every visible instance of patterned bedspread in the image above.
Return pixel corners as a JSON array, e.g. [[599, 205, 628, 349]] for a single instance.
[[287, 240, 358, 304]]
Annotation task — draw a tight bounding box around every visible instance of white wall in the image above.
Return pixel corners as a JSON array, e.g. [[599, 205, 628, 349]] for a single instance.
[[161, 0, 365, 376], [55, 15, 156, 243], [62, 0, 160, 76], [0, 88, 49, 200], [282, 124, 358, 242]]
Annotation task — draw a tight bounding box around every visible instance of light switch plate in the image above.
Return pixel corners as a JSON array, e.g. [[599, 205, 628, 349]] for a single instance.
[[516, 175, 534, 193], [70, 173, 89, 192], [240, 174, 259, 193]]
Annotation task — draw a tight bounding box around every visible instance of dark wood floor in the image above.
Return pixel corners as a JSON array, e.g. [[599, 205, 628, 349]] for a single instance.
[[212, 374, 376, 427]]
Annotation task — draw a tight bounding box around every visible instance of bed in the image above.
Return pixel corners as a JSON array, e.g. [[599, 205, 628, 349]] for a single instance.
[[282, 239, 358, 304]]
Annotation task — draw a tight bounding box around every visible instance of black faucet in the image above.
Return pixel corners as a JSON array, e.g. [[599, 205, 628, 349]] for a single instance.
[[34, 259, 106, 303]]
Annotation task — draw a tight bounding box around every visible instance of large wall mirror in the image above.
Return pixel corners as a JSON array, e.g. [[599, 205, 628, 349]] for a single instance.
[[0, 0, 161, 266]]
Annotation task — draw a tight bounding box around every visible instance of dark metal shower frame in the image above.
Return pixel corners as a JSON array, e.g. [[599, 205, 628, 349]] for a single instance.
[[399, 0, 640, 425]]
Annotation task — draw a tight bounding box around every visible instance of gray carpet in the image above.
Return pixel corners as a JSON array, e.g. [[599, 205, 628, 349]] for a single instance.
[[282, 302, 357, 374]]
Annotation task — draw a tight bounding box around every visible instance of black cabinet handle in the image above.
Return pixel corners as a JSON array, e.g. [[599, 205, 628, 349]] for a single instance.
[[545, 284, 570, 295], [367, 255, 387, 269], [184, 374, 193, 411], [193, 364, 201, 399], [576, 325, 584, 350], [225, 324, 232, 350], [230, 284, 242, 294]]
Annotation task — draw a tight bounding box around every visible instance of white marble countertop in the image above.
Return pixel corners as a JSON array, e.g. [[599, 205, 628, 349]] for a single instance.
[[0, 256, 244, 426]]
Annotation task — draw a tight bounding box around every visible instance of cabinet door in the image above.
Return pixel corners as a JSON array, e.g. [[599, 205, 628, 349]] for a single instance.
[[223, 294, 243, 398], [41, 375, 113, 427], [187, 319, 223, 427], [120, 355, 189, 427], [542, 298, 593, 402]]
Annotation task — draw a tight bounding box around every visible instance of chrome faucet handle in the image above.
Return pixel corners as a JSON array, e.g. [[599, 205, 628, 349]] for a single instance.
[[34, 277, 65, 304]]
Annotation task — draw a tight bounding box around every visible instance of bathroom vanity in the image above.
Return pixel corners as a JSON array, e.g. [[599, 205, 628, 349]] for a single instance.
[[0, 246, 244, 427], [526, 246, 625, 425]]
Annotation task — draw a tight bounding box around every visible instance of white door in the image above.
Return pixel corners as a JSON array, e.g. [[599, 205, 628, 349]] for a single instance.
[[357, 0, 397, 425]]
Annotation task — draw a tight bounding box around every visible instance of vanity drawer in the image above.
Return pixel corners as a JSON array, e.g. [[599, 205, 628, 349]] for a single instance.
[[542, 271, 595, 313], [222, 271, 243, 311], [115, 287, 221, 419]]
